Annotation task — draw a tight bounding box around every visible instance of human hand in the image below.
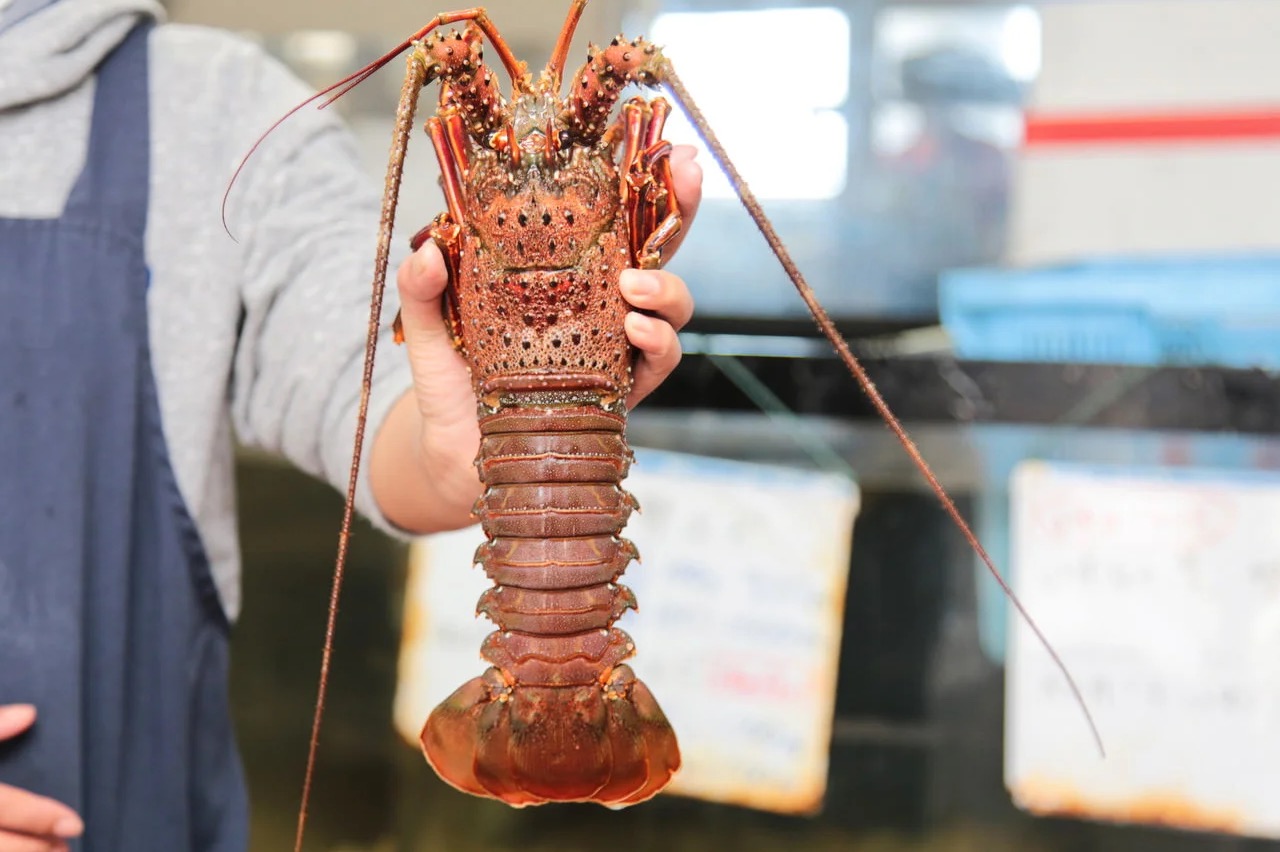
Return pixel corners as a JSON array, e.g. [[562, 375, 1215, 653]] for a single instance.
[[0, 706, 82, 852], [617, 143, 702, 402], [373, 144, 702, 530]]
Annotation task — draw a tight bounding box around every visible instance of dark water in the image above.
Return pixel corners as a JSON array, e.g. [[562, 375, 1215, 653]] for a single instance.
[[230, 453, 1278, 852]]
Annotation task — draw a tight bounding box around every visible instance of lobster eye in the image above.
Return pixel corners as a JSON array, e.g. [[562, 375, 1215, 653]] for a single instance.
[[558, 130, 573, 151]]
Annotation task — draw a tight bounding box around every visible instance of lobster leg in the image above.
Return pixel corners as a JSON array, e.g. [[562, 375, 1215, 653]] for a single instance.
[[393, 115, 467, 345], [424, 215, 466, 346], [644, 97, 670, 149], [636, 161, 681, 270], [619, 99, 646, 210], [619, 97, 681, 270], [426, 116, 468, 226], [394, 109, 471, 345], [443, 112, 472, 179]]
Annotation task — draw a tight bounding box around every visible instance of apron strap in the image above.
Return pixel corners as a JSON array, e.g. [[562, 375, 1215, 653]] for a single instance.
[[64, 19, 153, 238]]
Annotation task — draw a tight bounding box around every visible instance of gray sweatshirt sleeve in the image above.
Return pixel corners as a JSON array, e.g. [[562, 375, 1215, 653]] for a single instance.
[[221, 42, 415, 536]]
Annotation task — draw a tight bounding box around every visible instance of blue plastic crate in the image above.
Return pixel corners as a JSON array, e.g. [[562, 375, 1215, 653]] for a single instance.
[[939, 254, 1280, 369]]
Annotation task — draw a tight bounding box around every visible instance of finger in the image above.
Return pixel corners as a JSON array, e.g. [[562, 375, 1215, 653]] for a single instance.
[[661, 145, 703, 262], [624, 312, 682, 407], [395, 241, 451, 344], [0, 829, 70, 851], [0, 707, 34, 742], [392, 240, 480, 449], [619, 270, 694, 331], [0, 785, 82, 841]]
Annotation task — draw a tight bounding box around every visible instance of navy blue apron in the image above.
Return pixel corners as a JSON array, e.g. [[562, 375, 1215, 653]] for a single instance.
[[0, 21, 249, 851]]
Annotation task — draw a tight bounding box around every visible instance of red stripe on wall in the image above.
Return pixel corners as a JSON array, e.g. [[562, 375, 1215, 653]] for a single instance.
[[1024, 110, 1280, 146]]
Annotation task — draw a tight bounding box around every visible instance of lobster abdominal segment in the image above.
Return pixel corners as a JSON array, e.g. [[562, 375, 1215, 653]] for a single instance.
[[475, 402, 640, 674]]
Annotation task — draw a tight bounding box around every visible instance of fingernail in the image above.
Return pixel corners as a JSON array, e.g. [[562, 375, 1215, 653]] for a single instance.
[[54, 815, 84, 837]]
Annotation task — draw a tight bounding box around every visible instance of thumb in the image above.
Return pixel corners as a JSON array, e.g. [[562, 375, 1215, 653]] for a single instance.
[[0, 704, 36, 741], [391, 235, 477, 438], [395, 241, 452, 348]]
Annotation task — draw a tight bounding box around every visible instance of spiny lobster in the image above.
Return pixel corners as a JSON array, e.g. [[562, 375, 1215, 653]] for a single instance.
[[225, 2, 1104, 849]]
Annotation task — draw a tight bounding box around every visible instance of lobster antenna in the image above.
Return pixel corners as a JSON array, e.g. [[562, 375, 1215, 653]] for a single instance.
[[221, 41, 419, 238], [548, 0, 589, 88], [291, 54, 428, 852], [662, 66, 1105, 759], [222, 7, 528, 238]]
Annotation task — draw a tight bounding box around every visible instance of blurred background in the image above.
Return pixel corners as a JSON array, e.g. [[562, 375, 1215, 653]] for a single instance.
[[167, 0, 1280, 849]]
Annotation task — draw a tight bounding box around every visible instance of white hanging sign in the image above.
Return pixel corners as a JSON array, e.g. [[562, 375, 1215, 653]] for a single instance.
[[1005, 461, 1280, 837]]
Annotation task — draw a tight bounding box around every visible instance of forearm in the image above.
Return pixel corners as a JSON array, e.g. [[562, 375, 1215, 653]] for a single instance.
[[367, 390, 483, 535]]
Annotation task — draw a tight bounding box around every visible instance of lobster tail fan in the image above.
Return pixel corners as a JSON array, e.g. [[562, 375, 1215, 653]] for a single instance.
[[420, 670, 679, 807]]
